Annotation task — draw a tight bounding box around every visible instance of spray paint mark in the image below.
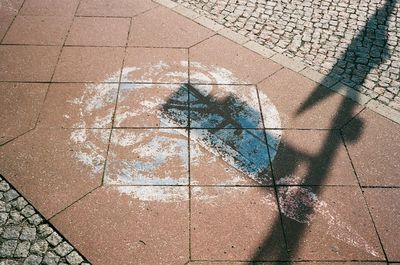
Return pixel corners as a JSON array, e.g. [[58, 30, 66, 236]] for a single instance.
[[67, 62, 380, 257]]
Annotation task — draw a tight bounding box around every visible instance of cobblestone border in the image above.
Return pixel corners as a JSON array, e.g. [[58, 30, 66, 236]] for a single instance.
[[0, 175, 90, 265], [153, 0, 400, 125]]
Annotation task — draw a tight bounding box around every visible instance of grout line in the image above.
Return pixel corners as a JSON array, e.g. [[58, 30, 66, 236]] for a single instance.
[[256, 84, 290, 258], [340, 131, 389, 262], [0, 0, 27, 44], [48, 185, 101, 220], [99, 15, 133, 186]]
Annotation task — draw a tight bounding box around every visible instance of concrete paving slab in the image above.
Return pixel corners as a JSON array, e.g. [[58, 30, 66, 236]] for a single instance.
[[37, 83, 118, 129], [191, 186, 286, 261], [189, 35, 281, 85], [128, 6, 213, 48], [364, 188, 400, 262], [50, 186, 189, 265], [279, 186, 384, 261], [0, 83, 47, 145], [76, 0, 157, 17], [342, 109, 400, 187], [19, 0, 79, 17], [53, 47, 125, 82], [0, 45, 60, 82], [258, 68, 363, 129], [66, 17, 130, 47], [122, 47, 188, 83], [0, 129, 109, 218]]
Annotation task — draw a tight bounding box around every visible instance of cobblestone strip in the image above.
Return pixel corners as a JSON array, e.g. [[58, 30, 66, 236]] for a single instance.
[[158, 0, 400, 123], [0, 175, 89, 265]]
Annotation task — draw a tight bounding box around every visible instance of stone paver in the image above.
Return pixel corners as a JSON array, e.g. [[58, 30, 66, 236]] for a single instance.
[[128, 6, 214, 48], [0, 175, 88, 264], [0, 1, 399, 264], [171, 0, 400, 113], [65, 17, 130, 47], [2, 15, 72, 45]]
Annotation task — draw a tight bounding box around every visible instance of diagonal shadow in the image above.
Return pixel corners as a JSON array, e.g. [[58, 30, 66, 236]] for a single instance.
[[252, 0, 396, 262], [161, 0, 396, 262]]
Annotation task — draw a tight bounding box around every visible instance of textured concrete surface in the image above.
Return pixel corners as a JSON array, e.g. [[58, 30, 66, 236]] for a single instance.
[[0, 0, 399, 264]]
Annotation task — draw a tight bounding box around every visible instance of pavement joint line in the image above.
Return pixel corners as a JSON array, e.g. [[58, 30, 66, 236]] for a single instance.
[[0, 0, 27, 44], [187, 32, 217, 49], [161, 1, 400, 125], [341, 131, 389, 263]]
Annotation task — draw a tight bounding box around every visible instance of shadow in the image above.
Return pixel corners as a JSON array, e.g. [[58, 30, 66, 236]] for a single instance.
[[163, 84, 278, 184], [160, 0, 396, 262], [252, 0, 396, 262]]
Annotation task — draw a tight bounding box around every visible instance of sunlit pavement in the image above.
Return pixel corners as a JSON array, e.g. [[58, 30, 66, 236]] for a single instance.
[[0, 0, 399, 264]]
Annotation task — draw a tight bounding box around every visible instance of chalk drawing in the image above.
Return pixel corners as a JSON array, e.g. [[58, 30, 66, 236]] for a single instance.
[[66, 61, 381, 257]]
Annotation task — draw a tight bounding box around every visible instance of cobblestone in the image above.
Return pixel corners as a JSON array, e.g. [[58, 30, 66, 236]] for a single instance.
[[172, 0, 400, 111], [0, 175, 89, 264]]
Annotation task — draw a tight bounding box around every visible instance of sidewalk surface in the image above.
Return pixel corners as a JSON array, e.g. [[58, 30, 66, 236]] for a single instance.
[[0, 0, 399, 264]]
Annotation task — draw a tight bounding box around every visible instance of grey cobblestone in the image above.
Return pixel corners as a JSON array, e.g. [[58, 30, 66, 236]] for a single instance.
[[172, 0, 400, 112], [0, 175, 89, 264]]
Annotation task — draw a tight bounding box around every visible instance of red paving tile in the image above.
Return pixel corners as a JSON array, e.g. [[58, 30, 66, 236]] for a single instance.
[[52, 47, 125, 82], [189, 35, 281, 84], [122, 47, 188, 83], [76, 0, 158, 17], [104, 129, 189, 185], [37, 83, 118, 129], [19, 0, 80, 17], [258, 68, 363, 129], [66, 17, 131, 47], [3, 15, 72, 45], [364, 188, 400, 261], [50, 186, 189, 265], [268, 130, 358, 186], [128, 6, 214, 48], [279, 186, 384, 261], [0, 128, 109, 218], [342, 109, 400, 187], [0, 0, 23, 40], [191, 187, 287, 261], [0, 45, 60, 81], [115, 83, 188, 128], [0, 82, 47, 145]]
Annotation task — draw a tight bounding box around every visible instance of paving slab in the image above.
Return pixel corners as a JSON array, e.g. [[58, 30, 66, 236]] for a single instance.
[[364, 188, 400, 262], [19, 0, 79, 16], [0, 83, 47, 145], [189, 84, 263, 129], [342, 109, 400, 187], [66, 17, 131, 47], [104, 129, 189, 185], [189, 35, 281, 84], [76, 0, 158, 17], [191, 186, 287, 261], [37, 83, 119, 129], [115, 83, 189, 128], [258, 68, 363, 129], [50, 186, 189, 265], [122, 47, 188, 83], [0, 45, 60, 82], [128, 6, 214, 48], [268, 130, 358, 186], [0, 0, 23, 41], [2, 15, 72, 45], [0, 128, 109, 218], [52, 47, 125, 82], [279, 186, 384, 261]]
